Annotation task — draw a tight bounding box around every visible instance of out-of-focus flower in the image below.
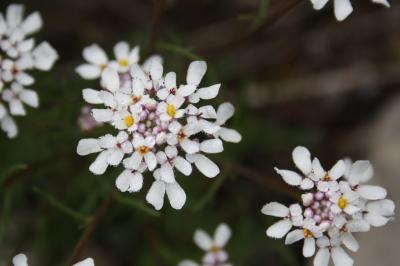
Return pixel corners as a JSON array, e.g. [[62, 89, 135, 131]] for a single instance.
[[78, 105, 103, 132], [310, 0, 390, 21], [178, 223, 233, 266], [76, 43, 241, 210], [0, 4, 58, 138], [12, 254, 94, 266], [262, 146, 395, 266]]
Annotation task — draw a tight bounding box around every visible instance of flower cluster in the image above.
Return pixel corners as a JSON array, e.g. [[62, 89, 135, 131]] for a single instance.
[[12, 254, 94, 266], [76, 42, 241, 210], [0, 4, 58, 138], [310, 0, 390, 21], [179, 223, 233, 266], [262, 146, 395, 266]]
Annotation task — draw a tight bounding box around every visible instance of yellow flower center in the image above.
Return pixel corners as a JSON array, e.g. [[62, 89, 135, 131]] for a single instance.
[[138, 146, 150, 155], [118, 59, 129, 67], [124, 115, 135, 127], [338, 196, 347, 209], [167, 104, 176, 117], [303, 229, 314, 238], [210, 245, 220, 253]]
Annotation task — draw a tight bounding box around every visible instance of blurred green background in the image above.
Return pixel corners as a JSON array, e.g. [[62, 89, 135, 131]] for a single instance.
[[0, 0, 399, 265]]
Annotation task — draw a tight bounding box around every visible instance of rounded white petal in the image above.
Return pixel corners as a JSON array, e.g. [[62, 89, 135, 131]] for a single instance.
[[266, 219, 292, 239], [32, 42, 58, 71], [364, 213, 390, 227], [303, 237, 316, 257], [285, 229, 304, 245], [261, 202, 289, 217], [21, 12, 42, 34], [178, 260, 199, 266], [1, 115, 18, 138], [214, 223, 231, 247], [113, 41, 129, 59], [187, 61, 207, 85], [73, 258, 95, 266], [101, 68, 120, 92], [311, 0, 329, 10], [174, 156, 192, 176], [274, 168, 302, 186], [82, 89, 102, 104], [216, 102, 234, 125], [150, 60, 163, 80], [194, 229, 213, 250], [200, 139, 223, 153], [292, 146, 312, 175], [372, 0, 390, 7], [146, 180, 166, 210], [89, 151, 109, 175], [197, 84, 220, 100], [92, 109, 113, 122], [160, 163, 175, 183], [6, 4, 24, 28], [329, 160, 346, 180], [334, 0, 353, 21], [166, 182, 186, 210], [341, 233, 358, 252], [313, 248, 330, 266], [331, 247, 353, 266], [76, 65, 101, 79], [180, 139, 200, 154], [9, 99, 26, 115], [12, 253, 28, 266], [144, 152, 157, 171], [193, 154, 220, 178], [165, 72, 176, 89], [358, 185, 386, 200], [20, 89, 38, 108], [348, 160, 374, 185], [83, 44, 108, 65], [77, 138, 101, 155], [218, 128, 242, 143]]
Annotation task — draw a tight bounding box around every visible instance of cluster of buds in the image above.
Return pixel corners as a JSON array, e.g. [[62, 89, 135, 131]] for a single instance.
[[76, 42, 241, 210], [262, 146, 395, 266], [0, 4, 58, 138], [179, 223, 233, 266]]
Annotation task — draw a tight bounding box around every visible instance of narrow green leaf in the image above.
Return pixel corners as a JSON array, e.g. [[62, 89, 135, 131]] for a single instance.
[[113, 193, 160, 217]]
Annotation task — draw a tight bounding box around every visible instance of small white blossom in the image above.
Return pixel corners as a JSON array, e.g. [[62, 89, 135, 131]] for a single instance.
[[0, 4, 58, 138], [12, 254, 94, 266], [310, 0, 390, 21], [179, 223, 233, 266], [76, 44, 241, 210], [262, 146, 395, 266]]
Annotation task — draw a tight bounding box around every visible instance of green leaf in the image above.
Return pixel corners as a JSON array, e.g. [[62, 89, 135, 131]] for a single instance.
[[113, 193, 160, 217]]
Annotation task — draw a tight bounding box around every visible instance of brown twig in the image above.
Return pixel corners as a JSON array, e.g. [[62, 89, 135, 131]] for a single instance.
[[147, 0, 166, 55], [231, 163, 301, 201], [68, 193, 113, 265]]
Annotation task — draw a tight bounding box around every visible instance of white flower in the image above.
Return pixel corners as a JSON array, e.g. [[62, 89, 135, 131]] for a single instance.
[[12, 254, 94, 266], [77, 53, 241, 210], [310, 0, 390, 21], [0, 4, 58, 138], [262, 146, 395, 266], [179, 223, 233, 266]]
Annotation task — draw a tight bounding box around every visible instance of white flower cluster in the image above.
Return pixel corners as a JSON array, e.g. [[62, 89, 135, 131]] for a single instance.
[[262, 146, 395, 266], [179, 223, 233, 266], [12, 254, 94, 266], [310, 0, 390, 21], [0, 4, 58, 138], [76, 42, 241, 210]]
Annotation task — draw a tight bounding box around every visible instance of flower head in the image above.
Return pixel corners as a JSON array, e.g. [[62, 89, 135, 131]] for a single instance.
[[0, 4, 58, 138], [12, 254, 94, 266], [310, 0, 390, 21], [262, 146, 395, 266], [179, 223, 233, 266], [76, 44, 241, 210]]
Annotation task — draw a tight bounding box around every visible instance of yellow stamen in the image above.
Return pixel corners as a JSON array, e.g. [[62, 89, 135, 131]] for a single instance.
[[167, 104, 176, 117], [303, 229, 314, 238], [323, 173, 331, 181], [118, 59, 129, 67], [138, 146, 150, 155], [210, 245, 220, 253], [124, 115, 135, 127], [338, 197, 347, 209]]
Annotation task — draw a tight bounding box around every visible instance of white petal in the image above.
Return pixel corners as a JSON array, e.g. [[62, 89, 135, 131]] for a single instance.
[[166, 182, 186, 209], [10, 99, 25, 115], [165, 72, 176, 89], [77, 138, 101, 155], [313, 248, 330, 266], [346, 219, 370, 232], [150, 60, 163, 80], [180, 139, 200, 154], [20, 89, 38, 107], [178, 84, 196, 97], [285, 229, 304, 244], [144, 152, 157, 171], [82, 89, 102, 104], [348, 160, 374, 185], [371, 0, 390, 7], [128, 46, 140, 64], [32, 42, 58, 71], [123, 152, 143, 170], [16, 72, 34, 86], [73, 258, 95, 266], [194, 229, 213, 250], [329, 160, 345, 180], [92, 109, 113, 122], [214, 223, 231, 247], [292, 146, 312, 175], [146, 180, 166, 210], [21, 12, 42, 34], [303, 237, 316, 257], [107, 149, 124, 166], [1, 115, 18, 138], [365, 213, 390, 227], [216, 102, 234, 125], [331, 247, 353, 266], [218, 128, 242, 143], [358, 185, 387, 200], [334, 0, 353, 21], [178, 260, 199, 266], [266, 219, 292, 239], [101, 68, 120, 92], [187, 61, 207, 85], [261, 202, 289, 217], [174, 156, 192, 176], [197, 84, 220, 99], [200, 139, 223, 153], [83, 44, 108, 65], [193, 154, 220, 178], [160, 163, 175, 183], [6, 4, 24, 28], [89, 151, 109, 175], [116, 170, 131, 192], [76, 65, 101, 79], [367, 199, 395, 216], [342, 233, 359, 252], [113, 41, 129, 59], [274, 168, 302, 186]]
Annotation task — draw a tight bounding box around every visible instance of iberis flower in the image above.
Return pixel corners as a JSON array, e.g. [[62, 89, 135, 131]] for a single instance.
[[12, 254, 94, 266], [262, 146, 395, 266], [0, 4, 58, 138], [310, 0, 390, 21], [178, 223, 233, 266], [76, 44, 241, 210]]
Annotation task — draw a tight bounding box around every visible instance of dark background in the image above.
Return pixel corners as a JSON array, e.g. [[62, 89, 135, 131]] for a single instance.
[[0, 0, 399, 265]]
